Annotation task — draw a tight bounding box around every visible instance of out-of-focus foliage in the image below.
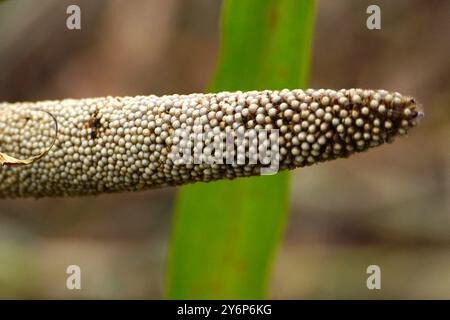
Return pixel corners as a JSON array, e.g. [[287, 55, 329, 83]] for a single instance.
[[166, 0, 315, 299], [0, 0, 448, 299]]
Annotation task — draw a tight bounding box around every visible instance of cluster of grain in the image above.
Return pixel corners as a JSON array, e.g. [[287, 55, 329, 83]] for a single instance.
[[0, 88, 421, 198]]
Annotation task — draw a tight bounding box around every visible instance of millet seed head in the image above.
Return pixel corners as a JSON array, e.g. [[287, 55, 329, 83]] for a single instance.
[[0, 88, 422, 198]]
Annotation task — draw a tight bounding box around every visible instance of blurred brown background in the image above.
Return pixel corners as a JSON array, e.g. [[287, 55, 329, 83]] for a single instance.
[[0, 0, 448, 299]]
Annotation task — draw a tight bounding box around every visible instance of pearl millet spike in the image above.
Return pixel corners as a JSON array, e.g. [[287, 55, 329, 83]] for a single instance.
[[0, 88, 422, 198]]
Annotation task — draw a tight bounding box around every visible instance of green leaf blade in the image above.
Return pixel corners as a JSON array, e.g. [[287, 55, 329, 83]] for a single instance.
[[166, 0, 316, 299]]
